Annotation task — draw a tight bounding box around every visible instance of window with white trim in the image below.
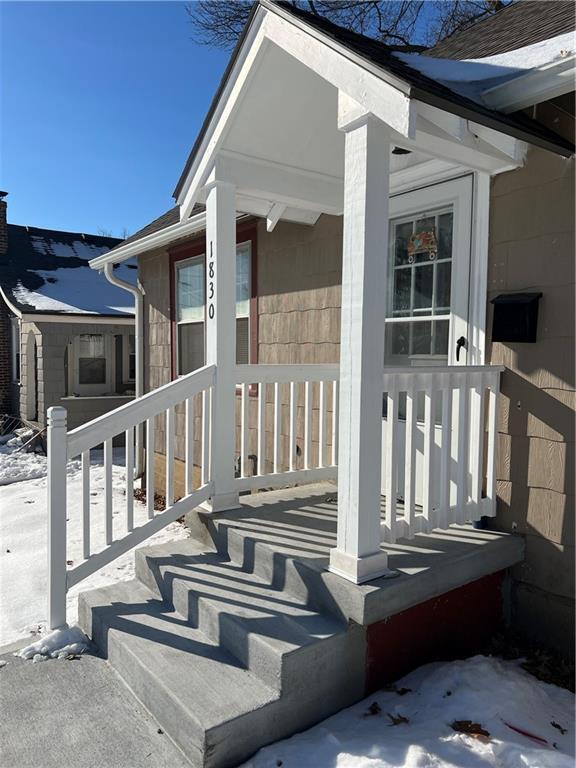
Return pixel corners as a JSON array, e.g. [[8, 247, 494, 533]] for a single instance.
[[71, 333, 114, 395], [175, 242, 251, 375]]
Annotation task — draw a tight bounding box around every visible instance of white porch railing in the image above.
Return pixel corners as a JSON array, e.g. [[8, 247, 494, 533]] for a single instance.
[[380, 365, 502, 544], [234, 364, 339, 491], [47, 364, 216, 630], [47, 361, 502, 628]]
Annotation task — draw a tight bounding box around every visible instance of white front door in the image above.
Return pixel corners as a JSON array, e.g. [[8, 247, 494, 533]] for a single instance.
[[385, 175, 473, 367], [381, 176, 474, 501]]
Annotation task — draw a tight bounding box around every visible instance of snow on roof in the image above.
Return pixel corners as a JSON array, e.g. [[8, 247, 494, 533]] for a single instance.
[[395, 31, 575, 104], [0, 224, 136, 316]]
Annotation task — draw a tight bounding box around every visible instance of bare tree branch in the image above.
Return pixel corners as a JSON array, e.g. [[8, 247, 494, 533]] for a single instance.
[[185, 1, 511, 52]]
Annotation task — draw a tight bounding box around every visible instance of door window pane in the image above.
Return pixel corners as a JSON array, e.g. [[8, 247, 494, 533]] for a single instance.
[[386, 207, 454, 364]]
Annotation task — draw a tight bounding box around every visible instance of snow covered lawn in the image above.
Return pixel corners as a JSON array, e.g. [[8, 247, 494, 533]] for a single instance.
[[0, 434, 188, 646], [242, 656, 574, 768]]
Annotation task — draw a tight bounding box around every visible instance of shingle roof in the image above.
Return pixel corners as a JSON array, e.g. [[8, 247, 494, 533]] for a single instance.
[[120, 206, 180, 248], [0, 224, 136, 316], [427, 1, 575, 60]]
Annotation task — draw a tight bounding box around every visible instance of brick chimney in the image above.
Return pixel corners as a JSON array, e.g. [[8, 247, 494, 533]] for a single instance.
[[0, 191, 7, 256]]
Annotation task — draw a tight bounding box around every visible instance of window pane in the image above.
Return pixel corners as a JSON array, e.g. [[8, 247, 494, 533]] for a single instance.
[[129, 355, 136, 380], [394, 221, 413, 266], [414, 264, 433, 310], [393, 268, 411, 313], [434, 320, 449, 356], [177, 258, 205, 323], [236, 244, 251, 318], [435, 261, 451, 312], [438, 212, 453, 259], [412, 321, 432, 355], [79, 334, 104, 358], [79, 357, 106, 384], [387, 323, 410, 356], [178, 322, 204, 375], [128, 335, 135, 353]]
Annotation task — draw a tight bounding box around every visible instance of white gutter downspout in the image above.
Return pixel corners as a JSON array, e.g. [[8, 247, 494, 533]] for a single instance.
[[103, 263, 145, 476]]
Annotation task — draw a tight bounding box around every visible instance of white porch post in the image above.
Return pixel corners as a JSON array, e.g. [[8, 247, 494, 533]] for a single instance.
[[203, 175, 239, 512], [329, 97, 392, 584]]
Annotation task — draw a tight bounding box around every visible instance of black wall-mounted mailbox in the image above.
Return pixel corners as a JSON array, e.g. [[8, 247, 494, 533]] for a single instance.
[[491, 292, 542, 343]]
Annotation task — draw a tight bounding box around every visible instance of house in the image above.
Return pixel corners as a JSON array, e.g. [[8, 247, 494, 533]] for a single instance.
[[0, 193, 138, 432], [46, 2, 574, 766]]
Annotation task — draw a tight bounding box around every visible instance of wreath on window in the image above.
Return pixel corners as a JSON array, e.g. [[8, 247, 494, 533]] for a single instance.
[[407, 230, 438, 263]]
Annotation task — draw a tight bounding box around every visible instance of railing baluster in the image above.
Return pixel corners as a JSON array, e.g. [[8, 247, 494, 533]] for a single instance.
[[289, 381, 297, 471], [469, 378, 485, 514], [439, 380, 452, 530], [304, 381, 312, 470], [257, 383, 266, 476], [241, 383, 249, 477], [104, 438, 113, 545], [125, 427, 134, 533], [146, 417, 155, 519], [318, 381, 327, 468], [485, 374, 499, 515], [201, 388, 211, 486], [185, 397, 193, 494], [166, 406, 175, 508], [82, 449, 90, 559], [331, 380, 339, 467], [456, 374, 469, 522], [404, 385, 416, 537], [384, 384, 398, 541], [422, 386, 436, 525], [273, 382, 281, 474]]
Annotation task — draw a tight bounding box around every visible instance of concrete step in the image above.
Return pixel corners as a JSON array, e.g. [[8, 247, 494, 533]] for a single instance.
[[189, 508, 355, 623], [133, 540, 353, 692], [77, 579, 280, 768]]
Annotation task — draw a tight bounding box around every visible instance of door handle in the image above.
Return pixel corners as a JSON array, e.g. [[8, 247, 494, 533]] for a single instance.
[[456, 336, 467, 362]]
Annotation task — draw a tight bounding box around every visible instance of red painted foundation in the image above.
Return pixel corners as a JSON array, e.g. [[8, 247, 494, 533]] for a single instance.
[[365, 571, 505, 693]]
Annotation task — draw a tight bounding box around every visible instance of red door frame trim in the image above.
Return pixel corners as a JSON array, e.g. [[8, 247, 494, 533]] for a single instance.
[[169, 219, 258, 380]]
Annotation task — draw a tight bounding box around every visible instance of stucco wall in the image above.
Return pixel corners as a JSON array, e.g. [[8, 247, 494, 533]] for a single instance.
[[487, 146, 575, 656]]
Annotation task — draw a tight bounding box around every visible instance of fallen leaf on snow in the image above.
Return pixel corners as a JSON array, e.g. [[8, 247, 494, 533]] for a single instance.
[[388, 713, 409, 726], [451, 720, 490, 741], [551, 721, 567, 735], [364, 702, 381, 716]]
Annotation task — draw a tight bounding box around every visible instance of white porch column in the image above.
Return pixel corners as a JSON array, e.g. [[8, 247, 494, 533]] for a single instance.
[[329, 97, 392, 584], [203, 176, 239, 512]]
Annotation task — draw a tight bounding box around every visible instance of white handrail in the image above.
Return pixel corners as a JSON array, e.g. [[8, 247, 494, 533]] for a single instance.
[[67, 364, 216, 458]]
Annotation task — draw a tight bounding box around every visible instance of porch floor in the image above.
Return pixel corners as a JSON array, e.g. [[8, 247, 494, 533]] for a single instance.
[[190, 482, 525, 626]]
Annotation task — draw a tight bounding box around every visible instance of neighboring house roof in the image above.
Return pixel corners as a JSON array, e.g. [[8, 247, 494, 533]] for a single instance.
[[427, 1, 575, 60], [0, 224, 136, 316], [173, 0, 574, 200]]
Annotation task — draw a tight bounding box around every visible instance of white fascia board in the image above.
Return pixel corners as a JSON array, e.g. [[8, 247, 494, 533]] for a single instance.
[[88, 210, 208, 269], [482, 56, 576, 113], [0, 285, 22, 318], [20, 313, 135, 325], [177, 10, 269, 219]]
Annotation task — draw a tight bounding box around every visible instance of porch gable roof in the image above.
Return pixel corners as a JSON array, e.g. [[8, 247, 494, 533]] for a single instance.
[[173, 0, 574, 204]]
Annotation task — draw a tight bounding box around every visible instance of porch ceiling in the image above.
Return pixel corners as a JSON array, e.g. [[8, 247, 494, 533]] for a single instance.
[[189, 31, 527, 225]]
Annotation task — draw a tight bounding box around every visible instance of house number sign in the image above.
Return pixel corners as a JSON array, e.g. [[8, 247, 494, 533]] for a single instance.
[[208, 241, 215, 320]]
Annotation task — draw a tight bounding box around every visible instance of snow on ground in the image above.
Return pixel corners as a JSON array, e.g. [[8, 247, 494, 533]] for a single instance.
[[0, 429, 47, 485], [242, 655, 574, 768], [0, 436, 188, 646]]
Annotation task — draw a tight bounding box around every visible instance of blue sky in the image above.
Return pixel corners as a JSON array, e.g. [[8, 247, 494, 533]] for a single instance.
[[0, 1, 229, 237]]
